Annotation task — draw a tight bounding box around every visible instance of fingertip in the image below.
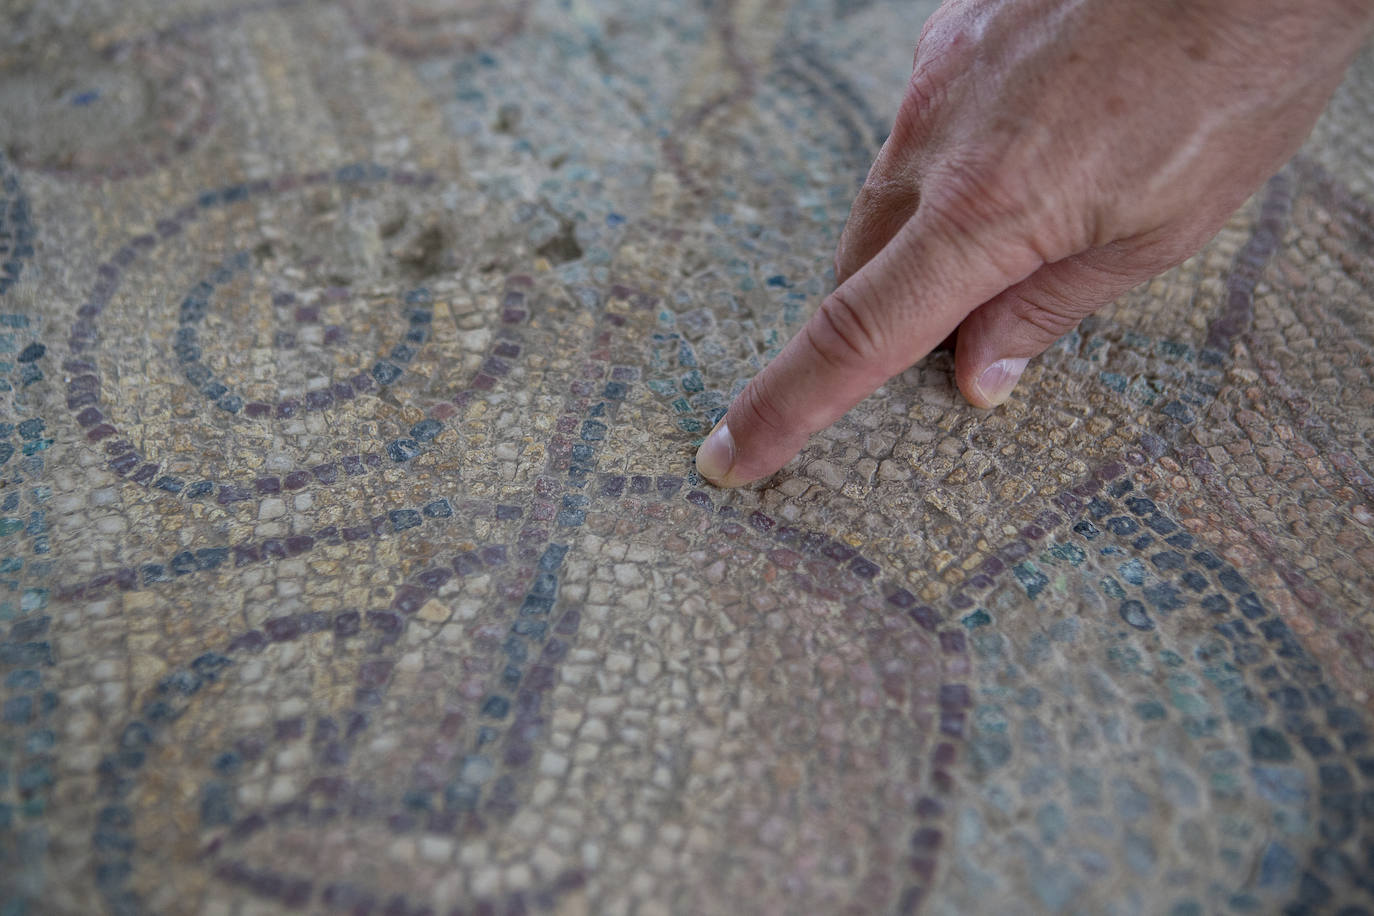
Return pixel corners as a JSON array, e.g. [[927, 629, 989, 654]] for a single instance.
[[966, 356, 1028, 408], [694, 419, 740, 487], [697, 366, 820, 488]]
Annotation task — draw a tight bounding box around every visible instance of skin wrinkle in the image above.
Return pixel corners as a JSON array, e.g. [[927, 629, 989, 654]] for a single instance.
[[807, 295, 876, 377], [738, 371, 791, 441]]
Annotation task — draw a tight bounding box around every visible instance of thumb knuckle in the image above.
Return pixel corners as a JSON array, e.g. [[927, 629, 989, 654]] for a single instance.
[[1006, 294, 1085, 341]]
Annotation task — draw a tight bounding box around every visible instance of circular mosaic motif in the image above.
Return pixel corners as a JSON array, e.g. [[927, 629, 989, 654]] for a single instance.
[[63, 166, 546, 501]]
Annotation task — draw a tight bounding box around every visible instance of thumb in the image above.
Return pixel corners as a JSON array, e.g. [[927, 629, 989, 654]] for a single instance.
[[953, 245, 1169, 408], [696, 208, 1042, 487]]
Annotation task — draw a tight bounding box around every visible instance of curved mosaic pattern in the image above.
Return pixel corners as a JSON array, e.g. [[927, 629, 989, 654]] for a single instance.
[[3, 1, 1374, 914], [344, 0, 534, 59]]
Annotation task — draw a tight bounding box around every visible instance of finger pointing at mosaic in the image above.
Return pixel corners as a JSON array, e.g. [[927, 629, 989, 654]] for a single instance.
[[696, 0, 1374, 488]]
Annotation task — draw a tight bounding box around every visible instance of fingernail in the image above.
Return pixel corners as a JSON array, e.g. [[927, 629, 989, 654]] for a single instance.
[[695, 419, 736, 485], [974, 358, 1028, 406]]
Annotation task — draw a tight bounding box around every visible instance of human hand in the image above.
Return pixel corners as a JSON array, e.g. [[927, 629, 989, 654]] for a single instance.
[[695, 0, 1374, 487]]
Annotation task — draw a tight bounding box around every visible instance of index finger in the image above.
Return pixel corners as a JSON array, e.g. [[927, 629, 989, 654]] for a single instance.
[[695, 205, 1042, 487]]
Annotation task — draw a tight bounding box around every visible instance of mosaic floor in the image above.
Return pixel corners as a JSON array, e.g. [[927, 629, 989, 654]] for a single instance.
[[2, 1, 1374, 913]]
